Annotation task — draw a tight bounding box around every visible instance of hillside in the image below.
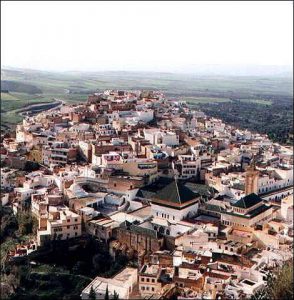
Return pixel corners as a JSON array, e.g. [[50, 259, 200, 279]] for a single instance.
[[1, 80, 43, 94], [1, 67, 293, 144]]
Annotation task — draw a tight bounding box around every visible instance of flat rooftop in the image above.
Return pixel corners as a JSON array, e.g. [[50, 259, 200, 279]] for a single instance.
[[140, 264, 160, 276], [128, 205, 151, 219]]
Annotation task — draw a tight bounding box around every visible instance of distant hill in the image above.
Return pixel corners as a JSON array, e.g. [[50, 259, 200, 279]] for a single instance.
[[1, 80, 43, 94]]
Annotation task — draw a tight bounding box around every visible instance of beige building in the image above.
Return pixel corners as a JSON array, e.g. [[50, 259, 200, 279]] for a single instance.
[[37, 206, 81, 246], [122, 158, 158, 181], [87, 217, 119, 242], [139, 264, 163, 297], [81, 267, 137, 299]]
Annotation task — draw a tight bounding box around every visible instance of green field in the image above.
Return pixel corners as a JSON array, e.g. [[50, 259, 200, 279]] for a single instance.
[[184, 97, 232, 104], [238, 99, 272, 105], [1, 92, 59, 109], [1, 91, 62, 127]]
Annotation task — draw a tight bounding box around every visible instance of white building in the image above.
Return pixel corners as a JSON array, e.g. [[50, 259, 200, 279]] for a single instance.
[[135, 109, 154, 123], [143, 128, 179, 146], [81, 267, 137, 299], [205, 118, 225, 133], [23, 172, 55, 189], [281, 195, 293, 223], [258, 167, 293, 195]]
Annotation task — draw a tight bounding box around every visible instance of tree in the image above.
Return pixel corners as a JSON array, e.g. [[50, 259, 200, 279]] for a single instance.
[[89, 286, 96, 300], [113, 290, 119, 300], [104, 285, 109, 300], [92, 252, 112, 274], [16, 211, 37, 235], [251, 261, 293, 300], [81, 217, 86, 232]]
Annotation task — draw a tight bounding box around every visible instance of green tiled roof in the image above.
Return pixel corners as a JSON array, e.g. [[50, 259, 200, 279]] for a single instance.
[[154, 179, 198, 204], [184, 182, 217, 197], [222, 204, 273, 219], [246, 204, 273, 218], [136, 177, 199, 205], [232, 193, 262, 209]]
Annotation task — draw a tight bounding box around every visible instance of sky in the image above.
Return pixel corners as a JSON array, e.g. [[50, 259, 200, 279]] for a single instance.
[[1, 1, 293, 73]]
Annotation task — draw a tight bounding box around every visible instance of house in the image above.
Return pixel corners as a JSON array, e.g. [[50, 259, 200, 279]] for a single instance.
[[136, 177, 200, 222], [37, 206, 81, 246], [81, 267, 137, 300], [143, 128, 179, 147], [172, 154, 201, 180], [221, 193, 274, 228], [138, 264, 174, 297]]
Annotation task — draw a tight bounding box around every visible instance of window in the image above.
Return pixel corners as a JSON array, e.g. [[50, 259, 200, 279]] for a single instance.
[[151, 287, 155, 291], [146, 287, 149, 291], [67, 225, 70, 229], [141, 278, 145, 282], [75, 232, 78, 236], [146, 278, 150, 282], [141, 287, 145, 291], [152, 279, 155, 283], [75, 218, 78, 222]]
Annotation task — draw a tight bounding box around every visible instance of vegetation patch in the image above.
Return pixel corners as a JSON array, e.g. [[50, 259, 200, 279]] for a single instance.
[[1, 80, 43, 94], [238, 99, 272, 105], [184, 96, 232, 104]]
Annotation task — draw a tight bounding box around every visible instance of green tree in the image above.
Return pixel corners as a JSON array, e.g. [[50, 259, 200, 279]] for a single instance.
[[113, 290, 119, 300], [16, 211, 37, 235], [104, 285, 109, 300], [81, 217, 86, 232], [89, 286, 96, 300], [251, 261, 293, 300]]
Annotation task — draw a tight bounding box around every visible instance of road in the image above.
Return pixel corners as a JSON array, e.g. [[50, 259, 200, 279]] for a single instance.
[[13, 99, 65, 117]]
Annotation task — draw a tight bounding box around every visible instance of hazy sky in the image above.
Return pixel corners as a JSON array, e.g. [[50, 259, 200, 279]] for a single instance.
[[1, 1, 293, 72]]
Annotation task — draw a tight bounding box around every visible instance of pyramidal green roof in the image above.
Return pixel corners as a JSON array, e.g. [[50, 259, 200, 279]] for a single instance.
[[154, 178, 198, 204]]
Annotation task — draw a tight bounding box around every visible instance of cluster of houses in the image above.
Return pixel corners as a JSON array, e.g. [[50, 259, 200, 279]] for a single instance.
[[1, 89, 293, 299]]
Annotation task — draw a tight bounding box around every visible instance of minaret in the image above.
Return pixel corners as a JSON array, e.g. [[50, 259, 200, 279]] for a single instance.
[[245, 156, 259, 195]]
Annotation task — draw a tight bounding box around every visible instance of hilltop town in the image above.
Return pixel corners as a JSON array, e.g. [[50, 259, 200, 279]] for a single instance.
[[1, 90, 293, 299]]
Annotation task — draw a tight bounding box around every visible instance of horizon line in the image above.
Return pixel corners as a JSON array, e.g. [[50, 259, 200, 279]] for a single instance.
[[2, 64, 293, 76]]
